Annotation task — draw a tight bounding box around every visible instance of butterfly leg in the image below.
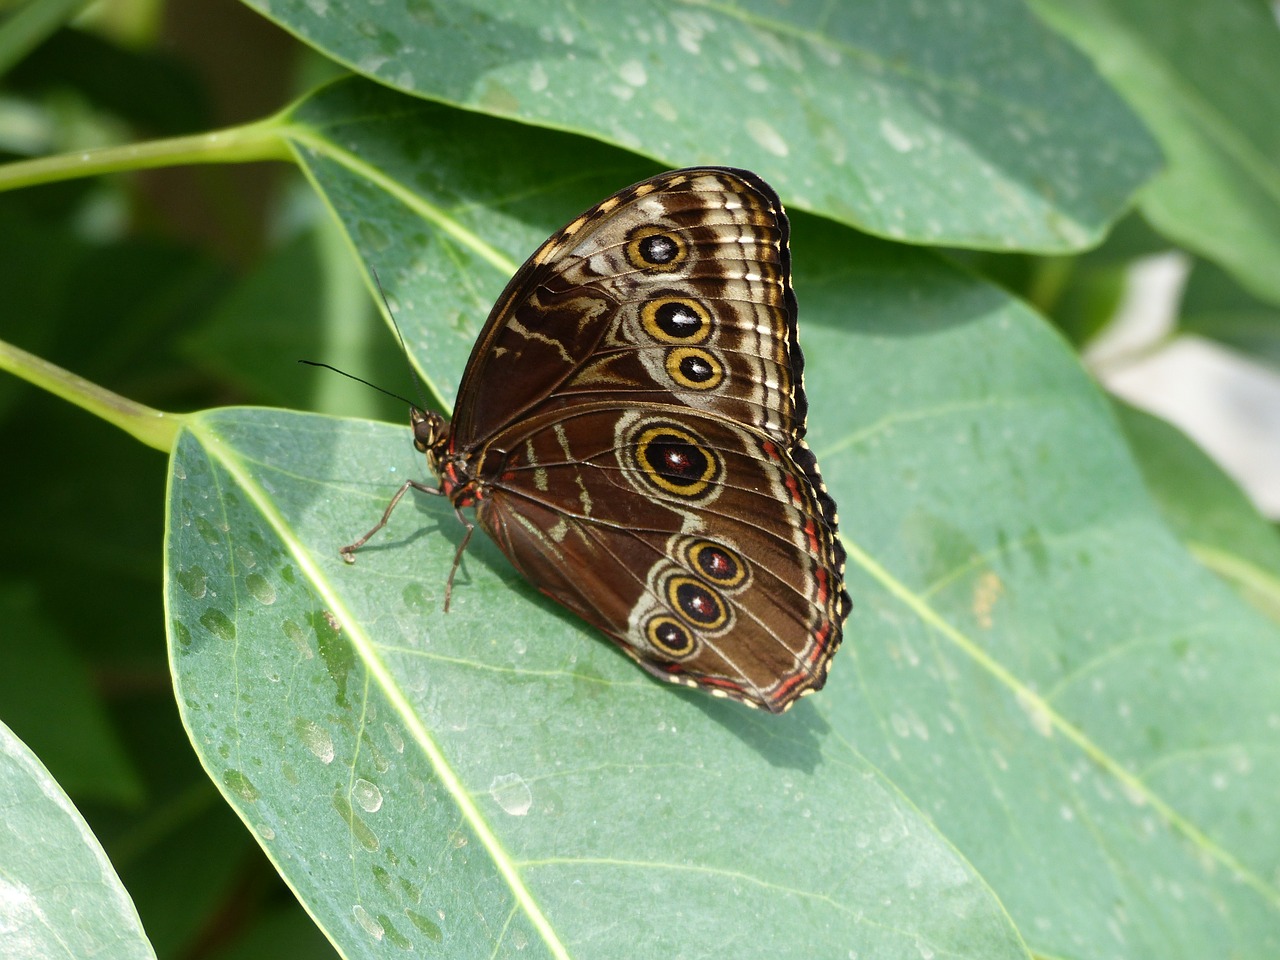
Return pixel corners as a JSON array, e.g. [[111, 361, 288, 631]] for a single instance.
[[442, 507, 475, 613], [341, 479, 441, 563]]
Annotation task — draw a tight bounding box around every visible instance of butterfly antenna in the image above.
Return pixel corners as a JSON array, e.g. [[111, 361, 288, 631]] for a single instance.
[[369, 266, 430, 413], [296, 361, 418, 408]]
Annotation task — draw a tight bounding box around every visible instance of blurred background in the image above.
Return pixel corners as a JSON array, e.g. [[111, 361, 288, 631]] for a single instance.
[[1, 2, 357, 956]]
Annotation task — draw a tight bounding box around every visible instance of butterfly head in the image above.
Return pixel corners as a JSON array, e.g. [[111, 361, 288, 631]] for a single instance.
[[410, 407, 450, 464]]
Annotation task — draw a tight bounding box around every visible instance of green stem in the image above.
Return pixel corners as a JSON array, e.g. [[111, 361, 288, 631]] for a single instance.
[[0, 337, 184, 452], [0, 115, 296, 192]]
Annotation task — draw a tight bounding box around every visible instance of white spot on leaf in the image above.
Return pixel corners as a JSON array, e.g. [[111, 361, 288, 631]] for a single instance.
[[353, 904, 383, 940], [489, 773, 532, 816], [879, 118, 915, 153], [745, 118, 789, 157], [652, 98, 678, 122], [1017, 689, 1054, 738], [352, 779, 383, 813], [297, 718, 335, 764], [619, 59, 647, 86], [733, 40, 761, 68], [529, 63, 548, 92]]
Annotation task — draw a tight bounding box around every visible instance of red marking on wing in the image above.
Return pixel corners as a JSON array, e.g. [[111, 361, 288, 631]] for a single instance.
[[813, 567, 831, 605]]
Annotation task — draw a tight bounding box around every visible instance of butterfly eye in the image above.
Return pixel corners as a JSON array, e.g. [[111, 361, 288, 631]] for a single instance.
[[641, 296, 712, 343], [640, 235, 676, 262], [665, 347, 724, 390], [633, 424, 719, 497], [645, 615, 697, 658], [625, 226, 688, 271], [686, 540, 748, 589], [666, 576, 729, 630]]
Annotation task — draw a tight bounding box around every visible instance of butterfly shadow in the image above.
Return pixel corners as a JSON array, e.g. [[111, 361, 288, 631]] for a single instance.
[[678, 687, 833, 774], [342, 482, 836, 771], [441, 553, 837, 774], [336, 485, 467, 585]]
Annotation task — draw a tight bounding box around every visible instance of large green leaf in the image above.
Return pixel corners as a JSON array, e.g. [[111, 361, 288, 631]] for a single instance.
[[167, 405, 1027, 957], [248, 0, 1160, 251], [0, 719, 155, 960], [164, 88, 1280, 957], [1029, 0, 1280, 304]]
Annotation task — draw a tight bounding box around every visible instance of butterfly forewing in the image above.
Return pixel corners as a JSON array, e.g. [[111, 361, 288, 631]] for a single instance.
[[450, 169, 804, 451]]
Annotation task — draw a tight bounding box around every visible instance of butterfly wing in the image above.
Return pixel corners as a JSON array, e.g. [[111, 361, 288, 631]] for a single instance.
[[451, 167, 805, 451], [447, 167, 847, 711], [472, 404, 847, 713]]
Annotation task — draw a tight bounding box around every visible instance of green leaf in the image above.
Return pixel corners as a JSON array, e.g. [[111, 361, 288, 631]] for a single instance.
[[0, 718, 155, 960], [165, 117, 1280, 955], [1116, 401, 1280, 622], [1029, 0, 1280, 305], [251, 2, 1159, 251], [168, 416, 1026, 959], [800, 227, 1280, 955]]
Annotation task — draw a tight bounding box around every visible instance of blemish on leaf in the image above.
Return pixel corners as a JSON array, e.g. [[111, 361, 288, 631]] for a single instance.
[[246, 572, 276, 605], [282, 618, 312, 658], [223, 769, 259, 803], [312, 609, 354, 706], [200, 608, 235, 641], [353, 778, 384, 813], [177, 566, 208, 599], [334, 789, 380, 851], [294, 717, 335, 764], [405, 910, 443, 942], [381, 917, 412, 950], [352, 904, 383, 940], [195, 516, 222, 546], [489, 773, 532, 816], [972, 571, 1003, 629]]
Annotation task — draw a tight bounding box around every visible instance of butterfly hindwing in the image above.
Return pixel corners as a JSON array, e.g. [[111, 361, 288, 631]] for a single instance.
[[474, 403, 846, 712]]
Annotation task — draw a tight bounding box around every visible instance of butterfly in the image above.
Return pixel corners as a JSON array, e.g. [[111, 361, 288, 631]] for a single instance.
[[345, 167, 849, 713]]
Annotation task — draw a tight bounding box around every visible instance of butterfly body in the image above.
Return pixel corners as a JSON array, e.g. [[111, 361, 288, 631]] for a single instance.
[[367, 167, 848, 713]]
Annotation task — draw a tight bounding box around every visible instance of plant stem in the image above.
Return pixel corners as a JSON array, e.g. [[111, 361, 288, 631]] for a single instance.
[[0, 117, 296, 192], [0, 337, 184, 452]]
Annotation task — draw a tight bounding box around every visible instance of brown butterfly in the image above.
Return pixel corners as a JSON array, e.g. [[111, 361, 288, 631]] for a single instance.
[[345, 167, 849, 713]]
